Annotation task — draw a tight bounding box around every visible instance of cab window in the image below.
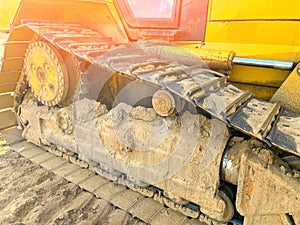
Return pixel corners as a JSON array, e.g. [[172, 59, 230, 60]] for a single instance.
[[126, 0, 174, 19], [116, 0, 180, 28]]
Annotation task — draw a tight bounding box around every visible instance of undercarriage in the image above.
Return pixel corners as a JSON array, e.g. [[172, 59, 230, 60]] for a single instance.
[[1, 21, 300, 224]]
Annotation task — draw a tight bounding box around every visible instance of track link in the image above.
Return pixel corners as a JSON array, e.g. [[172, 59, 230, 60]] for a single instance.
[[1, 127, 216, 225], [12, 21, 300, 157], [3, 21, 300, 158]]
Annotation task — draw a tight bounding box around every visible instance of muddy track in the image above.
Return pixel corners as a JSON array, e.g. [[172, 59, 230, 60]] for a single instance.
[[0, 132, 148, 225], [1, 128, 209, 225], [0, 32, 208, 225]]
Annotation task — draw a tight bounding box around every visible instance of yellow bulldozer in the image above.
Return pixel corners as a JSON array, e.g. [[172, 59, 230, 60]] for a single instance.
[[0, 0, 300, 224]]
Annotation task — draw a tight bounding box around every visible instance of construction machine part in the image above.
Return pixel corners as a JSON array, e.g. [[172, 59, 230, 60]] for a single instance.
[[267, 108, 300, 156], [152, 90, 176, 116], [232, 57, 294, 70], [0, 106, 16, 130], [228, 98, 281, 140], [56, 107, 73, 135], [243, 214, 295, 225], [0, 34, 17, 130], [271, 63, 300, 113], [236, 151, 300, 222], [221, 140, 248, 185], [18, 90, 232, 222], [25, 41, 69, 106], [1, 20, 300, 225], [1, 127, 220, 225], [187, 48, 235, 75], [218, 191, 235, 223]]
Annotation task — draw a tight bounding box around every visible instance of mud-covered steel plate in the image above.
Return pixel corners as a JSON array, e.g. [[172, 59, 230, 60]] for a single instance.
[[223, 84, 252, 115], [105, 55, 155, 72], [165, 74, 225, 100], [228, 98, 281, 139], [135, 66, 187, 85], [193, 84, 252, 121], [267, 108, 300, 157]]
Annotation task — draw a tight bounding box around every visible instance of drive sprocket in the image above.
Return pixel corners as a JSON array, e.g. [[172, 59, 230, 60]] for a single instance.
[[24, 41, 69, 106]]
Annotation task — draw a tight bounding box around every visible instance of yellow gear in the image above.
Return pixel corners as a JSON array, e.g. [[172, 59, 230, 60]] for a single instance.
[[25, 41, 69, 106]]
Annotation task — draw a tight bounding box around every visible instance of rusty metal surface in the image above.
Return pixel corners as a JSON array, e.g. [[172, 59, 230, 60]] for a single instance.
[[267, 108, 300, 157], [236, 152, 300, 216], [0, 82, 16, 93]]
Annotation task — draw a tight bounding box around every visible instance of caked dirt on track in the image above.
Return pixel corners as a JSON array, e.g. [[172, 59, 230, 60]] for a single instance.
[[0, 33, 145, 225], [0, 135, 146, 225]]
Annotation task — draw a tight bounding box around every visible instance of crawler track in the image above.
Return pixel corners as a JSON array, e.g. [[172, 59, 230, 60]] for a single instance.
[[4, 21, 299, 158], [1, 127, 212, 225], [0, 132, 147, 225], [1, 22, 300, 224]]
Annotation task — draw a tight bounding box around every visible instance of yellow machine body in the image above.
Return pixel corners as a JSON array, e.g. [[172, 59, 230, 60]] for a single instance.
[[1, 1, 300, 224], [189, 0, 300, 99], [0, 0, 21, 31], [1, 0, 300, 93]]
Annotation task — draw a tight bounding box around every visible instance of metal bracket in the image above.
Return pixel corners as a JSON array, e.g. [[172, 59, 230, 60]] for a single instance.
[[271, 62, 300, 113]]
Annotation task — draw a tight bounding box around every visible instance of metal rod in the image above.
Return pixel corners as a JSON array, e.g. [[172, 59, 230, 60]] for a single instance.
[[233, 57, 294, 70]]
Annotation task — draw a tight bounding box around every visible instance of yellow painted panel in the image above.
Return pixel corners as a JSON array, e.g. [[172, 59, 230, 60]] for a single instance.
[[180, 42, 297, 89], [181, 42, 300, 63], [295, 23, 300, 46], [0, 0, 21, 31], [233, 83, 277, 101], [205, 21, 300, 46], [229, 65, 289, 88], [209, 0, 300, 20]]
